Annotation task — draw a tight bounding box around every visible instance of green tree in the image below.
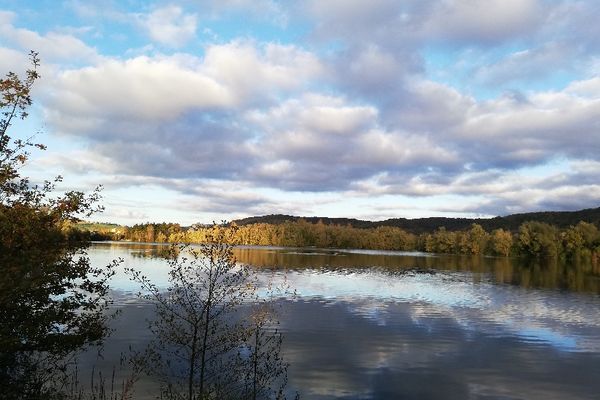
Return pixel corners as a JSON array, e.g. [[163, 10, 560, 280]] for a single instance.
[[0, 52, 115, 399], [518, 221, 559, 257], [562, 225, 584, 256], [427, 227, 457, 254], [562, 222, 600, 257], [574, 221, 600, 250]]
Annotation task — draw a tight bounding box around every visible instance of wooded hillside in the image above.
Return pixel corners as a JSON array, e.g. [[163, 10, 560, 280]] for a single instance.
[[233, 207, 600, 234]]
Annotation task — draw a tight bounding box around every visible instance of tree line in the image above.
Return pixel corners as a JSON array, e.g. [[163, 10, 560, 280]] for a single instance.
[[89, 219, 600, 259]]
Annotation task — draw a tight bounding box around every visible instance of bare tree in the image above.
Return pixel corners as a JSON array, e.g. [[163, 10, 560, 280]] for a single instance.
[[127, 224, 292, 400]]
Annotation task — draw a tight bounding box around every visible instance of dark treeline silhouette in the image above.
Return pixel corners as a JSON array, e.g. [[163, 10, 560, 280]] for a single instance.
[[91, 219, 600, 259], [234, 208, 600, 233]]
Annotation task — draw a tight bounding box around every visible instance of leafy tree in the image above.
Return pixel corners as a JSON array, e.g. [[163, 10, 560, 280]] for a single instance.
[[562, 225, 584, 256], [489, 228, 513, 257], [0, 52, 115, 399], [574, 221, 600, 251], [562, 222, 600, 257], [469, 223, 488, 254], [518, 221, 560, 257], [425, 227, 457, 254]]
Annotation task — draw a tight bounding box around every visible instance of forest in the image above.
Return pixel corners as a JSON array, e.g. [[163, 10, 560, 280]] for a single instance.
[[84, 217, 600, 259]]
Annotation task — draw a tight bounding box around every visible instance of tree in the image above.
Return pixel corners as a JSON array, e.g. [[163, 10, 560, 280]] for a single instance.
[[489, 228, 513, 257], [518, 221, 559, 257], [0, 52, 115, 399], [562, 222, 600, 257], [426, 227, 457, 254], [127, 225, 290, 400], [562, 225, 584, 256], [469, 223, 488, 255]]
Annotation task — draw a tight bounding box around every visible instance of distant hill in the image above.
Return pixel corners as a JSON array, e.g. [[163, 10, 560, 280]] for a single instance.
[[76, 222, 123, 231], [233, 207, 600, 234]]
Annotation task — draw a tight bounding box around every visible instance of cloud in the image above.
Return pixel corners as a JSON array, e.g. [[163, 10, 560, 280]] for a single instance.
[[424, 0, 543, 44], [331, 44, 423, 101], [0, 11, 99, 64], [68, 0, 129, 21], [70, 173, 322, 218], [565, 77, 600, 97], [200, 41, 324, 103], [353, 160, 600, 216], [383, 79, 474, 132], [141, 5, 197, 48], [45, 41, 323, 127], [474, 42, 577, 85], [207, 0, 289, 25], [543, 1, 600, 53], [0, 46, 30, 75], [245, 93, 459, 191], [270, 96, 452, 189], [11, 0, 600, 220], [459, 83, 600, 166], [103, 207, 149, 221], [453, 183, 600, 216], [0, 10, 14, 24], [307, 0, 543, 50], [109, 176, 278, 215], [42, 42, 326, 189], [47, 56, 232, 121], [43, 44, 600, 210], [308, 0, 401, 36]]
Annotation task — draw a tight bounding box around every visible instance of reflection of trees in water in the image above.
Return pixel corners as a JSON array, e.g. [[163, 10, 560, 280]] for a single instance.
[[233, 248, 600, 294], [129, 244, 179, 260]]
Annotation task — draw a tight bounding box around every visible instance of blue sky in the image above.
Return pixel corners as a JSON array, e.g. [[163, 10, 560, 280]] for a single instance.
[[1, 0, 599, 225]]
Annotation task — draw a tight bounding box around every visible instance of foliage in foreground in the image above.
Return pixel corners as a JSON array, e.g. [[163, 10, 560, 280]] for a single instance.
[[0, 52, 116, 399]]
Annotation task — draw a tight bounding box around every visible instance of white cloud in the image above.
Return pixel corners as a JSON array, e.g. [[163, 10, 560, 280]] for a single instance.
[[565, 77, 600, 98], [201, 41, 323, 102], [0, 46, 30, 75], [46, 41, 323, 127], [0, 10, 15, 24], [49, 56, 232, 121], [248, 94, 377, 135], [142, 5, 198, 48], [460, 84, 600, 162], [356, 130, 458, 167], [0, 12, 99, 63]]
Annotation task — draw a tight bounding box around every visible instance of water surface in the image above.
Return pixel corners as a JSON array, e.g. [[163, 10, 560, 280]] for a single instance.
[[86, 242, 600, 400]]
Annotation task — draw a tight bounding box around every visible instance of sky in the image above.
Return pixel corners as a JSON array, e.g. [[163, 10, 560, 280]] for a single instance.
[[1, 0, 599, 225]]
